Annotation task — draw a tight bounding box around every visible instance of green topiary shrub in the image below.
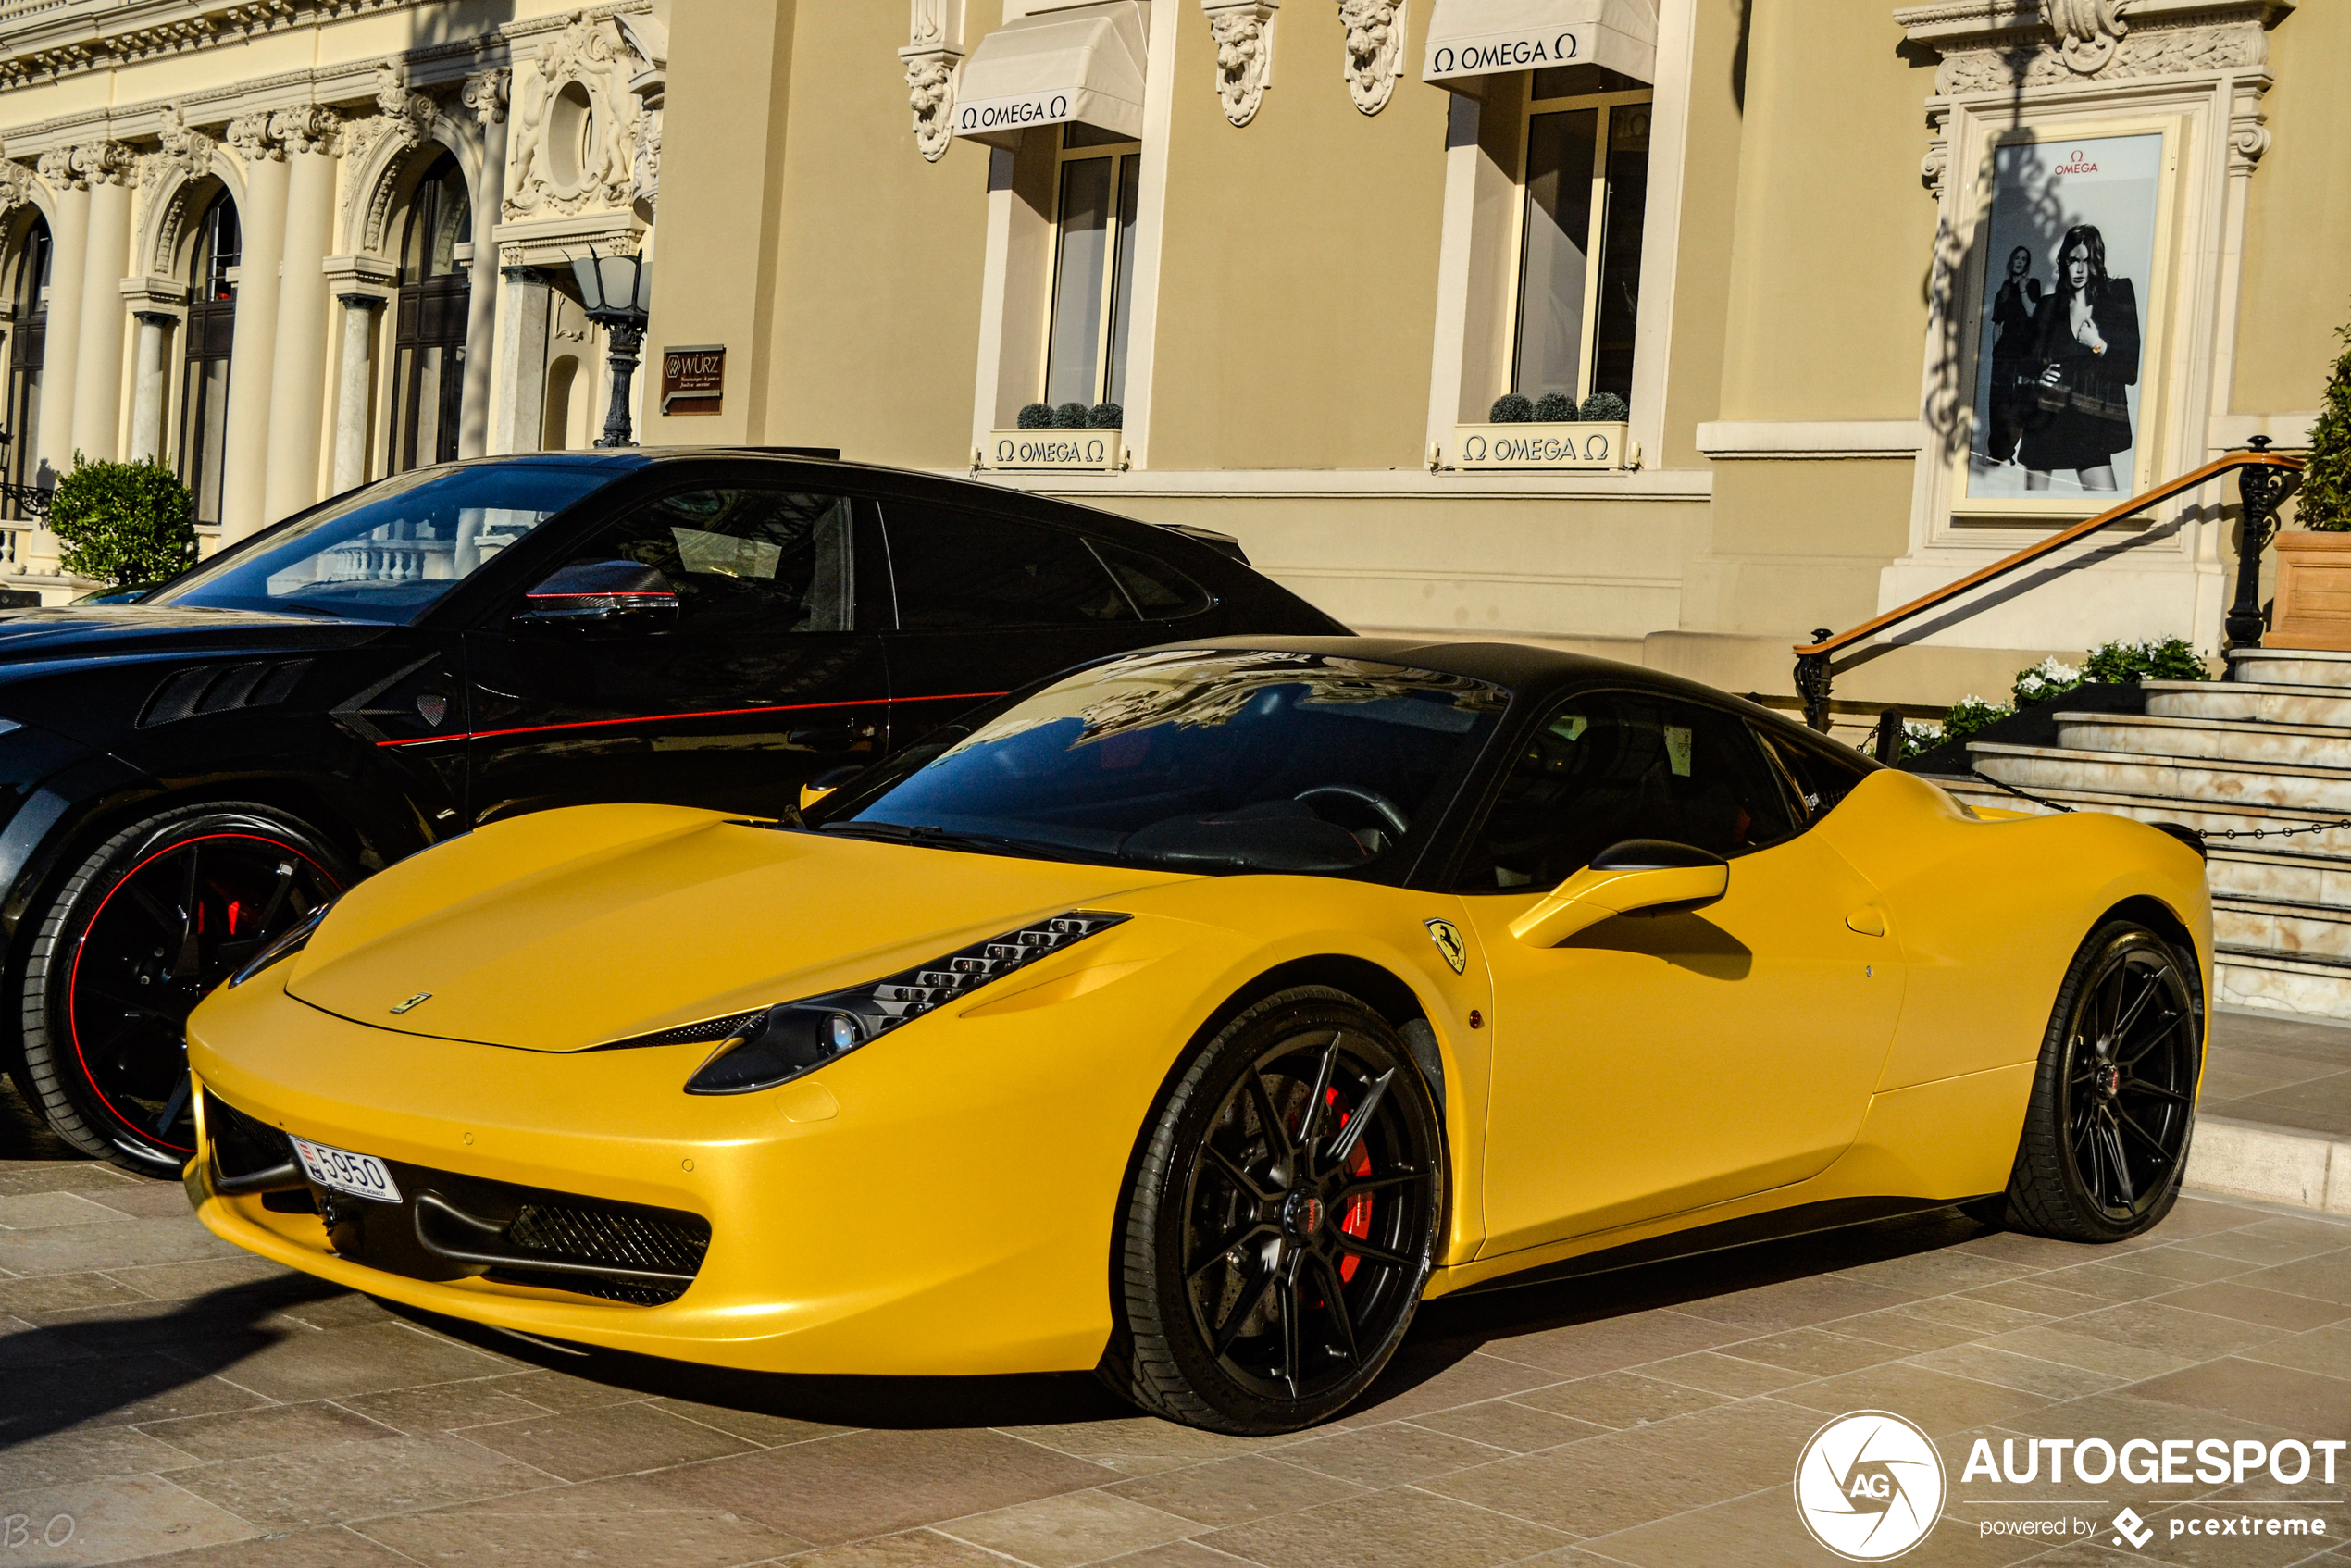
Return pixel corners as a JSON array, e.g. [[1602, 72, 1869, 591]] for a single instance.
[[1489, 393, 1535, 423], [1088, 402, 1124, 429], [1579, 392, 1629, 422], [1053, 402, 1089, 429], [2297, 306, 2351, 530], [1016, 403, 1053, 429], [46, 454, 196, 589], [2083, 635, 2212, 685], [1533, 392, 1575, 422]]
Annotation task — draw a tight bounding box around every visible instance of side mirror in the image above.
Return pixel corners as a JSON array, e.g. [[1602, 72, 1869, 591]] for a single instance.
[[1509, 839, 1728, 948], [513, 560, 679, 634], [798, 765, 865, 813]]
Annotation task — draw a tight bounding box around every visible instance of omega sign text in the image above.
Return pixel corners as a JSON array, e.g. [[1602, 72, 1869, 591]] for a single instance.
[[959, 95, 1071, 132], [989, 430, 1122, 471], [1427, 30, 1583, 79]]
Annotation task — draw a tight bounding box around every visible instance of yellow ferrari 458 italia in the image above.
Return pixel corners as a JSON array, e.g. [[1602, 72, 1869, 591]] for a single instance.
[[182, 639, 2210, 1434]]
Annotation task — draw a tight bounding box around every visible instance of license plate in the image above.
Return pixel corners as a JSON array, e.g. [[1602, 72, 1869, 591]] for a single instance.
[[290, 1136, 404, 1203]]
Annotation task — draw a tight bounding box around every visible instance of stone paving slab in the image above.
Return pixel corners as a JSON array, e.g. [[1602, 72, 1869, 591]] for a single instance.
[[5, 1042, 2350, 1566]]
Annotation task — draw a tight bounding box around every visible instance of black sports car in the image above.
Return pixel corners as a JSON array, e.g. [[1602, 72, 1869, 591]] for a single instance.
[[0, 449, 1345, 1176]]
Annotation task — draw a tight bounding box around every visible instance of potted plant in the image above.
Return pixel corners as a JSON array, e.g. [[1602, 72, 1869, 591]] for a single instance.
[[45, 454, 197, 591], [2268, 308, 2351, 650]]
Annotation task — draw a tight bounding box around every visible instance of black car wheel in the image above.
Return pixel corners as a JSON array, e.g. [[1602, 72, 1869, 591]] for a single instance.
[[2002, 919, 2201, 1243], [1102, 988, 1443, 1434], [18, 803, 350, 1177]]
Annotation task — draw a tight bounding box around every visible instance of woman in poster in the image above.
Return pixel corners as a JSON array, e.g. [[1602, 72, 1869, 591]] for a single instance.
[[1985, 246, 2043, 465], [2020, 224, 2140, 492]]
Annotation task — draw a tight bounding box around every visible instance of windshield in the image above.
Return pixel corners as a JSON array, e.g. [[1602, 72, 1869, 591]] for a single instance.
[[821, 650, 1508, 876], [148, 464, 621, 623]]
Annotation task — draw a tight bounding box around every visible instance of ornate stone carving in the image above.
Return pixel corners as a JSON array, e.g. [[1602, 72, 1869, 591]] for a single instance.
[[1205, 1, 1277, 128], [1920, 108, 1950, 193], [1337, 0, 1402, 115], [505, 16, 641, 219], [156, 104, 217, 180], [69, 141, 140, 187], [226, 111, 278, 162], [1934, 20, 2260, 93], [0, 156, 34, 215], [227, 105, 342, 162], [900, 0, 964, 162], [463, 67, 511, 128], [2048, 0, 2129, 73], [374, 60, 437, 151], [33, 147, 76, 189]]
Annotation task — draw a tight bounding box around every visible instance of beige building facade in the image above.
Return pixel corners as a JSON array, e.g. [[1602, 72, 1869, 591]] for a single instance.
[[641, 0, 2339, 716], [0, 0, 2338, 722], [0, 0, 668, 580]]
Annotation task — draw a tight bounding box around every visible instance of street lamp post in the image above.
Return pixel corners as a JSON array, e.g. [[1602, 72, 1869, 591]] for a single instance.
[[570, 249, 653, 448]]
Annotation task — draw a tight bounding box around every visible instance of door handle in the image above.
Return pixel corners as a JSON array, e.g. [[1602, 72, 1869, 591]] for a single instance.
[[1846, 905, 1887, 938], [789, 722, 877, 753]]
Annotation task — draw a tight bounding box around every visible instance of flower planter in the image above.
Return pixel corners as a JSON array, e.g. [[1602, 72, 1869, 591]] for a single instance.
[[2268, 530, 2351, 651], [1448, 421, 1632, 472], [984, 429, 1126, 473]]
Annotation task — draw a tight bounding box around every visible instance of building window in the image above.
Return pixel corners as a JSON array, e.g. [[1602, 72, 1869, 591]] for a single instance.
[[391, 155, 471, 472], [179, 194, 238, 528], [1511, 68, 1651, 413], [6, 217, 49, 498], [1044, 123, 1141, 411]]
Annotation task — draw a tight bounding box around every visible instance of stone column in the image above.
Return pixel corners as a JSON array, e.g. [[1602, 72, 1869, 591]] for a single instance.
[[460, 68, 511, 460], [127, 310, 177, 462], [490, 263, 550, 454], [329, 294, 384, 492], [31, 152, 89, 490], [220, 116, 291, 540], [261, 108, 342, 528], [68, 145, 137, 465]]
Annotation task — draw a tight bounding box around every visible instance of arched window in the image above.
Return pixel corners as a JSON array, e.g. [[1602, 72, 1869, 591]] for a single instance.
[[391, 155, 471, 472], [6, 216, 51, 496], [179, 193, 238, 527]]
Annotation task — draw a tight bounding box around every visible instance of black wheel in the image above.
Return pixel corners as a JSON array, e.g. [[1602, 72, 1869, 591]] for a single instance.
[[2003, 919, 2201, 1243], [19, 803, 350, 1177], [1101, 988, 1443, 1435]]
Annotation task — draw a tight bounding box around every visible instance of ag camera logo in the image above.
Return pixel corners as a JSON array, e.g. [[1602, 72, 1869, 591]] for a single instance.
[[1795, 1412, 1947, 1560]]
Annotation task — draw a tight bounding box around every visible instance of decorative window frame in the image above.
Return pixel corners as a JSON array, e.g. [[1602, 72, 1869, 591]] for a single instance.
[[1882, 0, 2283, 653]]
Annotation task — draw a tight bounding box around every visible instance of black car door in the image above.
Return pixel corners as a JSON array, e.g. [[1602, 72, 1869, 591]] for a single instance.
[[463, 479, 889, 823], [873, 497, 1220, 747]]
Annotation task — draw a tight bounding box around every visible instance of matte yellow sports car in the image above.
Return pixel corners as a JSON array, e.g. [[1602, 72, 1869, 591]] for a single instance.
[[183, 640, 2210, 1434]]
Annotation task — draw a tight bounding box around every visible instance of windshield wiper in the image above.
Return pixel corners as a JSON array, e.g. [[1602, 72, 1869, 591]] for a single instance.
[[815, 820, 1083, 863]]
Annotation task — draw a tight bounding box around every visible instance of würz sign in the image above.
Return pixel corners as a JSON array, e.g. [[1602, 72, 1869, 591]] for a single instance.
[[1425, 26, 1588, 81], [661, 345, 725, 417]]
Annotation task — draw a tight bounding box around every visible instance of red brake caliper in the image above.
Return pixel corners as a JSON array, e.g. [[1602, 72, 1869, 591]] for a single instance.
[[1325, 1088, 1375, 1283]]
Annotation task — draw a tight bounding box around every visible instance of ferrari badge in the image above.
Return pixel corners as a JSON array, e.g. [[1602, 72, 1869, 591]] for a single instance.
[[1424, 918, 1467, 976], [390, 992, 432, 1014]]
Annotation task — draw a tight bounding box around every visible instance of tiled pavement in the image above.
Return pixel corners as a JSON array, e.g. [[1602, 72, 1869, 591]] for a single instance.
[[4, 1015, 2350, 1568], [2197, 1009, 2351, 1141]]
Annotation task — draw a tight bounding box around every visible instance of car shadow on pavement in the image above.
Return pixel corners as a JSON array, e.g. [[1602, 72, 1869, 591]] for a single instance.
[[377, 1202, 1993, 1432]]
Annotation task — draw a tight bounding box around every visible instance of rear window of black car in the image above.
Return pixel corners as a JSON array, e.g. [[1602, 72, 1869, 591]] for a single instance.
[[882, 508, 1136, 628]]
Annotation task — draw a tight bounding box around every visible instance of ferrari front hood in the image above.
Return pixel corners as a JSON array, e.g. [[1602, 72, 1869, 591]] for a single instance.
[[281, 804, 1189, 1052]]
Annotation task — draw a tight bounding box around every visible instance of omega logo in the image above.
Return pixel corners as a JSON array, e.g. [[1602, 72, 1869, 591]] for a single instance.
[[1430, 31, 1578, 76], [959, 94, 1070, 131], [2055, 147, 2101, 173]]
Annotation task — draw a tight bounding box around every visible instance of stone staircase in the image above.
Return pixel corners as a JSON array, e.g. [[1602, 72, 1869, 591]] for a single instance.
[[1929, 648, 2351, 1020]]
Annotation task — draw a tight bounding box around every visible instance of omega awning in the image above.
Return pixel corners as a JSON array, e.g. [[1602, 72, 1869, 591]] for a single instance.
[[952, 1, 1151, 148], [1422, 0, 1657, 89]]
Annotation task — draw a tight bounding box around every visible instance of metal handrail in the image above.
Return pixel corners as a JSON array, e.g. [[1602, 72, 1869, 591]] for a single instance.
[[1791, 442, 2306, 732]]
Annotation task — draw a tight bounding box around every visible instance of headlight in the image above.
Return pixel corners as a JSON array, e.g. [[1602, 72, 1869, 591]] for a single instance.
[[229, 899, 338, 988], [679, 910, 1129, 1095]]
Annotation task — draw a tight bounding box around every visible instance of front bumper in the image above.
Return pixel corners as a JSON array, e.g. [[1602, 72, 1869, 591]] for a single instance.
[[183, 960, 1190, 1375]]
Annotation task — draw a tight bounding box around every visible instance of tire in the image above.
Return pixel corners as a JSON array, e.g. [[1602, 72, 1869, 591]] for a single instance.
[[19, 803, 352, 1177], [2001, 919, 2202, 1243], [1100, 987, 1445, 1435]]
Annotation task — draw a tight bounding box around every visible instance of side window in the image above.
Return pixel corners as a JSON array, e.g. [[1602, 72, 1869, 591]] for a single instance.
[[885, 508, 1137, 628], [1089, 539, 1213, 620], [575, 489, 853, 634], [1456, 691, 1799, 892], [1756, 725, 1875, 820]]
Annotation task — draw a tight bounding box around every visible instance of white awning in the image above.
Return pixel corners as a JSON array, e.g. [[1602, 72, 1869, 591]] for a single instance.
[[1422, 0, 1657, 90], [953, 1, 1151, 148]]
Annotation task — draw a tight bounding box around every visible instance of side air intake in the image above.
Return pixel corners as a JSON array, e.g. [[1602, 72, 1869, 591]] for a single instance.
[[140, 660, 312, 728]]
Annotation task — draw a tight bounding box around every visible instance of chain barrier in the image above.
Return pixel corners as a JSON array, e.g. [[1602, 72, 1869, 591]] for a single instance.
[[1967, 767, 2351, 842]]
